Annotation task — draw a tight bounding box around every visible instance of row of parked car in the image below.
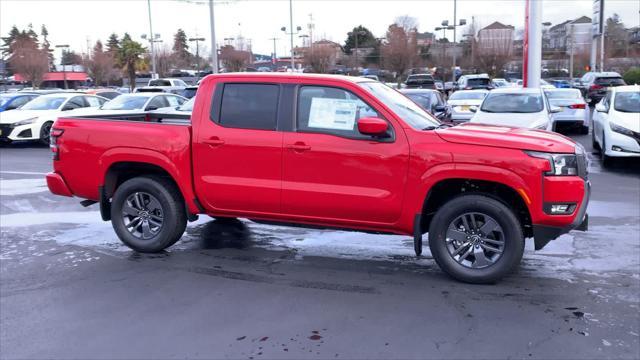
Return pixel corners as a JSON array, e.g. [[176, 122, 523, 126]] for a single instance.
[[0, 87, 196, 144]]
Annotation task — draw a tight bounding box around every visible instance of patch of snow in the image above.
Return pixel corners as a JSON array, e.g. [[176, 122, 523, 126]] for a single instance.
[[0, 178, 48, 196]]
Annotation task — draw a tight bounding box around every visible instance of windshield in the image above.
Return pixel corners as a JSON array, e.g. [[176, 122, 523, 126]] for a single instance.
[[21, 96, 65, 110], [481, 93, 544, 113], [449, 91, 487, 100], [101, 95, 150, 110], [360, 82, 439, 129], [405, 94, 431, 109], [614, 92, 640, 113], [544, 89, 582, 99], [596, 77, 625, 86], [177, 98, 195, 112]]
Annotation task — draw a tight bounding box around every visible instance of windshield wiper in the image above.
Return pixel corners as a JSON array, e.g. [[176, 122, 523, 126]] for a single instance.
[[422, 124, 451, 130]]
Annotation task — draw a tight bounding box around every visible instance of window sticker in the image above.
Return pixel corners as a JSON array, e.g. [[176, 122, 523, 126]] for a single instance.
[[308, 98, 358, 130]]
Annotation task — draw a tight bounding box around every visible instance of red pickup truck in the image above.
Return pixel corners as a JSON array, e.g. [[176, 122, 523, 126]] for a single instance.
[[46, 73, 589, 283]]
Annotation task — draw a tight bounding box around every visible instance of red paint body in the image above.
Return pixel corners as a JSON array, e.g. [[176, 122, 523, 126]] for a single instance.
[[48, 73, 587, 239]]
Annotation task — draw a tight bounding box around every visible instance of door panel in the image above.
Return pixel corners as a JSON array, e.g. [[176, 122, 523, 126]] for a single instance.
[[193, 83, 283, 214], [282, 85, 409, 224]]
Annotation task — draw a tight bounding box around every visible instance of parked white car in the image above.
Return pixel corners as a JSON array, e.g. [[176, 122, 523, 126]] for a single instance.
[[0, 93, 107, 144], [592, 85, 640, 165], [470, 88, 559, 131], [69, 93, 187, 117], [544, 88, 589, 133], [447, 90, 489, 122], [135, 78, 189, 94]]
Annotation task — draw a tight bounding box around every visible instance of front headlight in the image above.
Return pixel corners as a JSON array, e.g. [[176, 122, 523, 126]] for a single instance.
[[526, 151, 578, 176], [610, 122, 634, 136], [12, 117, 37, 127]]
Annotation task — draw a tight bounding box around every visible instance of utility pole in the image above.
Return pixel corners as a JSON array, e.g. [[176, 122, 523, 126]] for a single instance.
[[146, 0, 157, 78], [523, 0, 542, 88], [569, 24, 574, 79], [289, 0, 295, 71], [452, 0, 457, 83], [55, 44, 69, 89], [189, 37, 205, 74], [209, 0, 218, 73], [269, 37, 279, 68]]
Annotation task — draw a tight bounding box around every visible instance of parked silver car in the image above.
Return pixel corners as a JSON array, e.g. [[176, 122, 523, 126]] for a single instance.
[[544, 88, 589, 134], [447, 90, 489, 122]]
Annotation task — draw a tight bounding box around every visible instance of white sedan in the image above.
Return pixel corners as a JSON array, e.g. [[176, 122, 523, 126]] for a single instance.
[[470, 87, 559, 131], [0, 93, 107, 144], [447, 90, 488, 122], [69, 93, 187, 117], [544, 88, 589, 134], [592, 85, 640, 166]]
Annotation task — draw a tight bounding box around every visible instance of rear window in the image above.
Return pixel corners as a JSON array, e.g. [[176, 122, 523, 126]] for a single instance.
[[481, 93, 544, 113], [468, 78, 490, 86], [595, 77, 625, 86], [544, 89, 582, 99], [449, 91, 487, 100], [407, 75, 434, 82], [219, 84, 279, 130], [149, 80, 172, 86]]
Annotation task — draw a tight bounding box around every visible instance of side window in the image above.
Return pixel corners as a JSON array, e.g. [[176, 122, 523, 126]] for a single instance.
[[603, 91, 612, 111], [147, 96, 168, 110], [218, 83, 279, 130], [297, 86, 382, 139], [65, 96, 86, 110], [166, 95, 183, 107], [85, 96, 102, 107]]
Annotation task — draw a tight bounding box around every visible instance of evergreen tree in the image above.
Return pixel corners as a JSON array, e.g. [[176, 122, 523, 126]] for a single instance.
[[172, 28, 191, 67], [106, 33, 120, 54], [40, 25, 54, 70]]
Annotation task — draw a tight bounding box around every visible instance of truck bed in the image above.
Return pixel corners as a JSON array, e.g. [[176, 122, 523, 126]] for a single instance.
[[52, 115, 194, 203]]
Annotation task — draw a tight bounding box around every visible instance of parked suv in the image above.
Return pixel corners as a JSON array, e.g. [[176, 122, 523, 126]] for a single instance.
[[579, 72, 626, 105], [456, 74, 493, 91], [405, 74, 436, 89], [47, 73, 590, 284]]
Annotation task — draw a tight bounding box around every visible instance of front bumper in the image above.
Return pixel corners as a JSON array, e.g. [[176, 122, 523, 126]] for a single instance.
[[604, 129, 640, 157], [0, 123, 38, 141], [532, 180, 590, 250]]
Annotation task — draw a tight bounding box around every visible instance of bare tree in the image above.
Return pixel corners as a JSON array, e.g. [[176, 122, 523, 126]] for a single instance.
[[155, 45, 174, 77], [382, 23, 418, 85], [394, 15, 419, 33], [303, 45, 335, 73], [9, 37, 49, 88], [219, 45, 251, 72], [476, 29, 513, 76], [84, 40, 116, 87]]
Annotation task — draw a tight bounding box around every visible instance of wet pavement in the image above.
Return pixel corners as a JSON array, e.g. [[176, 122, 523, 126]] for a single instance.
[[1, 131, 639, 359]]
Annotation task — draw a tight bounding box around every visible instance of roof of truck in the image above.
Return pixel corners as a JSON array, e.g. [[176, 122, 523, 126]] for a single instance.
[[202, 72, 372, 84]]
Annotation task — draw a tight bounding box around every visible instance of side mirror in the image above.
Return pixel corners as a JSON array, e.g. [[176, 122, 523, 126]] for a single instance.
[[146, 105, 158, 111], [595, 103, 606, 113], [357, 117, 388, 136], [550, 106, 562, 113], [434, 105, 446, 112]]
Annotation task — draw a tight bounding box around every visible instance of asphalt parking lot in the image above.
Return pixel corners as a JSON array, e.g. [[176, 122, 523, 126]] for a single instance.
[[1, 129, 639, 359]]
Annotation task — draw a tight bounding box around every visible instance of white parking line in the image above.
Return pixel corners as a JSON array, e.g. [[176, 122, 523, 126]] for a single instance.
[[0, 171, 48, 176]]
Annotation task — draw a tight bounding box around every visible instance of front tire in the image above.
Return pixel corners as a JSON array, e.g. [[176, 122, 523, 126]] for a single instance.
[[110, 176, 187, 252], [428, 194, 525, 284], [39, 121, 53, 145]]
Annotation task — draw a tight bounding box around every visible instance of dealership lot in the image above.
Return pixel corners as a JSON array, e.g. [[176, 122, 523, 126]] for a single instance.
[[1, 130, 639, 359]]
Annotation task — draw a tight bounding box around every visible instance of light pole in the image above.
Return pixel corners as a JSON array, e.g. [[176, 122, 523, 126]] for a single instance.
[[189, 37, 205, 74], [55, 44, 69, 89], [269, 37, 279, 69], [348, 30, 366, 72], [146, 0, 157, 78], [437, 15, 466, 82], [281, 25, 302, 71], [224, 37, 235, 46]]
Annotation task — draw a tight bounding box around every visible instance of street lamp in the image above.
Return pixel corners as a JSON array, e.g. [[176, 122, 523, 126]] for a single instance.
[[223, 37, 235, 46], [299, 34, 309, 48], [55, 44, 69, 89], [281, 25, 302, 71], [189, 37, 205, 74], [141, 33, 161, 78], [437, 15, 466, 82], [348, 30, 367, 72]]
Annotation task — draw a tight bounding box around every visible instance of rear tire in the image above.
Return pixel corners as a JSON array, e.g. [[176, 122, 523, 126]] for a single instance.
[[601, 132, 614, 167], [110, 176, 187, 252], [428, 194, 524, 284]]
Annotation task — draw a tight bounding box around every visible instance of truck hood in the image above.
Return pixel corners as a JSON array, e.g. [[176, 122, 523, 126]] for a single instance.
[[435, 123, 576, 153]]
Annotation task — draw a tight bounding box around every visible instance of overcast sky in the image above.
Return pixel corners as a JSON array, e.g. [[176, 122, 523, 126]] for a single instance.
[[2, 0, 639, 59]]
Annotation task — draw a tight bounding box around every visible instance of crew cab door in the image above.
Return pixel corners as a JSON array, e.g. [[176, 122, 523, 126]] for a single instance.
[[193, 82, 283, 214], [281, 84, 410, 224]]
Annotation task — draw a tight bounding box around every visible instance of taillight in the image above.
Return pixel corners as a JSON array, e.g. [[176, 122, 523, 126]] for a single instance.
[[50, 128, 64, 160], [590, 84, 602, 90], [569, 104, 586, 109]]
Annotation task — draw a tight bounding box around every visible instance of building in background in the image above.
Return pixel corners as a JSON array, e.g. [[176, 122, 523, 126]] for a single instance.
[[548, 16, 592, 54], [477, 22, 515, 54]]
